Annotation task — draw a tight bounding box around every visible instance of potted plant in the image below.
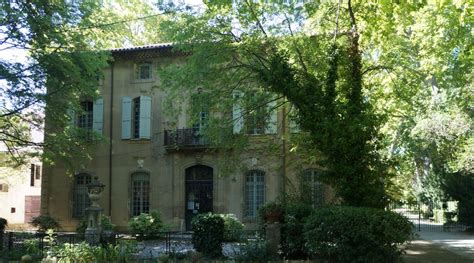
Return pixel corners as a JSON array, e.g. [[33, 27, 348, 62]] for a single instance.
[[259, 201, 283, 223]]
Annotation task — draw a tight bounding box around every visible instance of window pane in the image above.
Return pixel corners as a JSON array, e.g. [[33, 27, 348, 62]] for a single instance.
[[131, 173, 150, 216], [245, 170, 265, 218], [73, 173, 91, 218]]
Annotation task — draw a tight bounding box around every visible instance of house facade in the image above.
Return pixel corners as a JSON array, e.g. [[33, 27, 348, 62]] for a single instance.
[[40, 44, 333, 231], [0, 149, 42, 227]]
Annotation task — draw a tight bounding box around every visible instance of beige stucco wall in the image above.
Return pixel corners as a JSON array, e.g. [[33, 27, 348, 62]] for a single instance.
[[41, 49, 334, 231], [0, 159, 41, 225]]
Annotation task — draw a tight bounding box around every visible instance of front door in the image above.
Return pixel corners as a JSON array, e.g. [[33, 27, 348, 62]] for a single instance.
[[185, 165, 213, 231]]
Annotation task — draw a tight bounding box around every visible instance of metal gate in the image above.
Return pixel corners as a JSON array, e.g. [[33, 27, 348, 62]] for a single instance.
[[389, 202, 468, 232], [185, 165, 213, 231]]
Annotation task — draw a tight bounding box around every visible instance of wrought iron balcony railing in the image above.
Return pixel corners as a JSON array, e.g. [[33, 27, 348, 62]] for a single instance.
[[164, 128, 209, 149]]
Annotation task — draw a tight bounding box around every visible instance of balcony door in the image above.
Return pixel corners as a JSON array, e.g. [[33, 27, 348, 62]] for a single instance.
[[185, 165, 213, 230]]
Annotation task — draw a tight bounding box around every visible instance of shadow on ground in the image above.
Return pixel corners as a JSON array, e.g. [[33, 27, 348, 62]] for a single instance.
[[402, 240, 473, 263]]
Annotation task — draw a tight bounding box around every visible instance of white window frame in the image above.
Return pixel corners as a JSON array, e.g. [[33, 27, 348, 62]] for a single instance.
[[244, 170, 265, 218], [131, 172, 150, 217], [72, 173, 92, 218]]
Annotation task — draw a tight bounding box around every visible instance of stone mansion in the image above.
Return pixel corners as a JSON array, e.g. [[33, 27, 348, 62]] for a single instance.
[[40, 44, 333, 231]]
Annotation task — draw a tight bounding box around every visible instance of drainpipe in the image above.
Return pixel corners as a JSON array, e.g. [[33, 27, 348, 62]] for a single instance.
[[281, 105, 287, 198], [108, 62, 114, 216]]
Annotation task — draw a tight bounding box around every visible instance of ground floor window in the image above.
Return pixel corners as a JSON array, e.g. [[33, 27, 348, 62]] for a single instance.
[[302, 170, 325, 208], [72, 173, 92, 218], [131, 172, 150, 216], [245, 170, 265, 218]]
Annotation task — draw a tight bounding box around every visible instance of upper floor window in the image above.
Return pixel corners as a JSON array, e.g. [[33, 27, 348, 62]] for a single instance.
[[232, 91, 277, 135], [134, 62, 152, 80], [30, 164, 41, 187], [122, 96, 151, 140], [0, 183, 8, 192], [78, 101, 93, 130], [244, 169, 265, 218], [67, 99, 104, 136]]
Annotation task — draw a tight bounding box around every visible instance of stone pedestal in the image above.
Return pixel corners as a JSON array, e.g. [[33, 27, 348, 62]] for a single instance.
[[84, 206, 103, 245], [265, 222, 281, 258]]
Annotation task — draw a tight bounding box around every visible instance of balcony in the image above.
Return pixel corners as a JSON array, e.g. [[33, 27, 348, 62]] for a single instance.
[[164, 128, 209, 151]]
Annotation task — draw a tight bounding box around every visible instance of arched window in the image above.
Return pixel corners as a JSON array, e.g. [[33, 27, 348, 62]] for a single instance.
[[245, 170, 265, 218], [302, 170, 325, 208], [72, 173, 92, 218], [131, 172, 150, 216]]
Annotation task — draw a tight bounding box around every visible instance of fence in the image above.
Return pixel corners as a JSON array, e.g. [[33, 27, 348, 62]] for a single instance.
[[0, 230, 195, 259], [388, 202, 469, 232]]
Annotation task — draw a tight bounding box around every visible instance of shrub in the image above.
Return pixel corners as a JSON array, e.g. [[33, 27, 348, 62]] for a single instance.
[[281, 202, 313, 259], [304, 206, 413, 263], [191, 213, 225, 258], [0, 217, 6, 232], [53, 240, 137, 262], [258, 201, 283, 223], [219, 214, 244, 242], [235, 237, 271, 262], [128, 211, 163, 238], [30, 215, 60, 232]]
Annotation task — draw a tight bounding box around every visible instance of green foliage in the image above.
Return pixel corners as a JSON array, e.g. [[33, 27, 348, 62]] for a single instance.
[[258, 201, 283, 223], [30, 215, 60, 232], [0, 217, 6, 232], [101, 215, 115, 231], [191, 213, 225, 258], [235, 237, 271, 262], [128, 211, 164, 238], [76, 215, 114, 235], [444, 173, 474, 227], [304, 206, 413, 263], [0, 1, 110, 166], [280, 202, 313, 260], [219, 214, 244, 242], [53, 240, 137, 262]]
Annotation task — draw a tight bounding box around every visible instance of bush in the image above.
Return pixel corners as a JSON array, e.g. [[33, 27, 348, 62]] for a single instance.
[[219, 214, 244, 242], [235, 237, 272, 262], [0, 217, 6, 232], [281, 202, 313, 259], [53, 240, 137, 262], [30, 215, 60, 232], [304, 206, 413, 263], [258, 201, 283, 223], [191, 213, 225, 258], [128, 211, 163, 238]]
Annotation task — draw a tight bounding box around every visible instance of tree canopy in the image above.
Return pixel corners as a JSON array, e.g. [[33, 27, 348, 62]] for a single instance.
[[157, 0, 472, 208]]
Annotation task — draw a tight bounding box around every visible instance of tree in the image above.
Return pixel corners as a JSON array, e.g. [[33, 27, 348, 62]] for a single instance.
[[156, 1, 396, 208], [0, 1, 109, 166]]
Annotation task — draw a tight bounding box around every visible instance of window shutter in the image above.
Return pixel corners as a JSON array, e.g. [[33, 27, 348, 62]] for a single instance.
[[265, 99, 277, 134], [67, 108, 76, 126], [92, 98, 104, 135], [232, 91, 244, 134], [139, 95, 152, 139], [122, 96, 132, 139]]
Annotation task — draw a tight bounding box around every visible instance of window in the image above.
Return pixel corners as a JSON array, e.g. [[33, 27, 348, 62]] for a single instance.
[[134, 62, 152, 80], [67, 99, 103, 135], [72, 173, 92, 218], [30, 164, 41, 186], [0, 183, 8, 192], [232, 91, 277, 135], [78, 101, 93, 131], [302, 170, 325, 208], [191, 92, 209, 134], [244, 170, 265, 218], [131, 172, 150, 216], [121, 96, 151, 140]]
